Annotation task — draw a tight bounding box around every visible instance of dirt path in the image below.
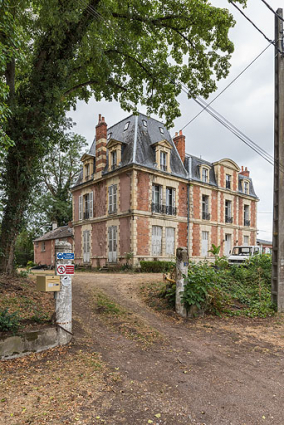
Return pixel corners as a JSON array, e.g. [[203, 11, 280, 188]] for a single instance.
[[1, 272, 284, 425], [72, 272, 284, 425]]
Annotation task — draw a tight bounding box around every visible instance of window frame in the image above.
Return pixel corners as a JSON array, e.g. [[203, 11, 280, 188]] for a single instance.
[[108, 184, 117, 214]]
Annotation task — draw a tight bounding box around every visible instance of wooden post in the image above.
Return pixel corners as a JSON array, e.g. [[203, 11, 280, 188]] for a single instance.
[[272, 9, 284, 311]]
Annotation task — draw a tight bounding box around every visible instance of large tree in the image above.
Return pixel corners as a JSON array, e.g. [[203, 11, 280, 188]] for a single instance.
[[0, 0, 245, 273]]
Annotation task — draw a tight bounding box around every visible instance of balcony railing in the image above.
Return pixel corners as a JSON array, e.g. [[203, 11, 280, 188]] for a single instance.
[[160, 164, 167, 172], [244, 219, 250, 227], [108, 206, 117, 214], [202, 212, 211, 220], [226, 181, 231, 189], [151, 203, 177, 216], [225, 216, 233, 224], [84, 211, 90, 220]]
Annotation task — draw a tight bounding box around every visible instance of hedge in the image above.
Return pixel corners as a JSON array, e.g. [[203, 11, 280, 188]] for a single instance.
[[140, 261, 175, 273]]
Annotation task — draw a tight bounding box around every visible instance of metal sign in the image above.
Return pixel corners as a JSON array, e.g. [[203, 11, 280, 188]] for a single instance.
[[57, 252, 75, 260], [56, 264, 75, 275]]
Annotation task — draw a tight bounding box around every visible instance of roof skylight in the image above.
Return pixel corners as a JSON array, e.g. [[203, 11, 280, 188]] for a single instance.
[[124, 121, 130, 131], [159, 127, 164, 134]]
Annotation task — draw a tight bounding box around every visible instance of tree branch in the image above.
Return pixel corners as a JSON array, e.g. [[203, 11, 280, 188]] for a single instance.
[[64, 78, 127, 96]]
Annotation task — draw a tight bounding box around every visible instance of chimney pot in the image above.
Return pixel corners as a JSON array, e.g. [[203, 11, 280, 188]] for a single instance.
[[102, 116, 105, 122], [179, 130, 182, 135], [98, 114, 101, 123], [245, 167, 248, 171]]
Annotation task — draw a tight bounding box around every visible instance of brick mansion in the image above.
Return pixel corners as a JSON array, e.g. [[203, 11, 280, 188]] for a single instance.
[[71, 113, 258, 267]]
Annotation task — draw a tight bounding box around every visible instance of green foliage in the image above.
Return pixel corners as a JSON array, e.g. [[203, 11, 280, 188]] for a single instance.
[[0, 0, 243, 272], [181, 254, 275, 318], [208, 244, 221, 256], [30, 309, 49, 323], [160, 283, 176, 308], [0, 308, 20, 334], [140, 261, 175, 273], [18, 270, 29, 278], [14, 229, 36, 267]]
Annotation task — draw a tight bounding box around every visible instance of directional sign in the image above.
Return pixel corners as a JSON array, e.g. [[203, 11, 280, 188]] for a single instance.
[[57, 252, 75, 260], [57, 264, 75, 275]]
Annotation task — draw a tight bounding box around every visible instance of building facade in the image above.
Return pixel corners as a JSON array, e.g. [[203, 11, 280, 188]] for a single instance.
[[71, 113, 258, 267], [34, 224, 74, 267]]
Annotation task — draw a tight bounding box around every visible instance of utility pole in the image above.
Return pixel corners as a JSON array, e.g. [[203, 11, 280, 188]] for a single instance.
[[272, 9, 284, 311]]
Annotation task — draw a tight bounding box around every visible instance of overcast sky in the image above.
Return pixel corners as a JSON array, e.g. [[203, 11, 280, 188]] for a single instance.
[[68, 0, 281, 242]]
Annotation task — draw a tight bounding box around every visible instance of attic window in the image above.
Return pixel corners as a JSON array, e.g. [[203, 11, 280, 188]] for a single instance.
[[159, 127, 164, 134], [142, 120, 147, 127], [107, 132, 112, 141], [124, 122, 130, 131]]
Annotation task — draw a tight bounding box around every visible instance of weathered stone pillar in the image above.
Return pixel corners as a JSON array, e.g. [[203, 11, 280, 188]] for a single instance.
[[55, 241, 73, 345], [176, 247, 188, 318]]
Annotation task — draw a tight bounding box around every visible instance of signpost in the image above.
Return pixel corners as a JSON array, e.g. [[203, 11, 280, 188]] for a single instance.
[[57, 252, 75, 260], [56, 264, 75, 275]]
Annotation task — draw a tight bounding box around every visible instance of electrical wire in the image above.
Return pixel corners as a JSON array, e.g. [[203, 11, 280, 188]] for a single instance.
[[181, 43, 272, 131], [259, 0, 284, 22], [229, 1, 283, 54], [78, 1, 281, 170]]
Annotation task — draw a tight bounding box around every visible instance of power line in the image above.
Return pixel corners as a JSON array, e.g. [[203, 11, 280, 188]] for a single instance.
[[181, 43, 272, 131], [78, 1, 281, 170], [229, 0, 283, 54], [259, 0, 284, 22]]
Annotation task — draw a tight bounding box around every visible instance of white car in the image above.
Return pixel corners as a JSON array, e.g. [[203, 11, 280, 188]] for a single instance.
[[228, 246, 261, 266]]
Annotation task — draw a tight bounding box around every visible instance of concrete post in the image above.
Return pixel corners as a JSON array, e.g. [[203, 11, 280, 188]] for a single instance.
[[55, 241, 73, 345], [175, 247, 188, 318]]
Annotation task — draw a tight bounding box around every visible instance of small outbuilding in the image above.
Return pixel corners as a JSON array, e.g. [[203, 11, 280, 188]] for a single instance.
[[33, 223, 74, 268]]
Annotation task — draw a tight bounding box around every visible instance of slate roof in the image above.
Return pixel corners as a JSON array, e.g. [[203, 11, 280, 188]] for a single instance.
[[73, 112, 258, 199], [104, 113, 187, 178], [34, 226, 73, 242]]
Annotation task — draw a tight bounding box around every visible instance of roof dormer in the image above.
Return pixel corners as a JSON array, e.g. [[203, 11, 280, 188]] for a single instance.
[[81, 153, 95, 182], [107, 138, 125, 171], [152, 140, 172, 173]]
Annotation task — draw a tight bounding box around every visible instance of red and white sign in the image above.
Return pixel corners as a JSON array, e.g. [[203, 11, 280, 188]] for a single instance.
[[57, 264, 75, 275]]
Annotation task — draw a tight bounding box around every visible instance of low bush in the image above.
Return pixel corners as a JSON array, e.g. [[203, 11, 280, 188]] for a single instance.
[[0, 308, 21, 334], [140, 260, 175, 273], [180, 254, 275, 318]]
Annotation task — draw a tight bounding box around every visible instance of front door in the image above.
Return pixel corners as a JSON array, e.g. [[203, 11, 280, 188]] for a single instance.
[[224, 234, 232, 257], [83, 230, 90, 263], [108, 226, 117, 263]]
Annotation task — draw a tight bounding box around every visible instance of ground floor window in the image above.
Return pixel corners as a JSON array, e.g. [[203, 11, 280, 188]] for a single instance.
[[152, 226, 162, 256], [224, 233, 232, 256], [165, 227, 175, 255], [244, 235, 249, 246], [201, 231, 209, 257]]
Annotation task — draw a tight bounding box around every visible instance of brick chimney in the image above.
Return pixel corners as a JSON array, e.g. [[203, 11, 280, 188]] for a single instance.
[[239, 166, 250, 177], [95, 114, 107, 173], [173, 130, 185, 164]]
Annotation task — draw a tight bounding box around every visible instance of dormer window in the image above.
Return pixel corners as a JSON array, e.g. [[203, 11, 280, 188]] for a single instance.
[[107, 132, 112, 141], [226, 174, 231, 189], [244, 181, 249, 194], [85, 163, 90, 180], [124, 121, 130, 131], [201, 167, 209, 183], [142, 120, 147, 127], [160, 151, 167, 171], [111, 150, 117, 170]]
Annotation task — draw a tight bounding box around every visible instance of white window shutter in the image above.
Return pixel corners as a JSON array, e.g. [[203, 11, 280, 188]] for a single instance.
[[160, 186, 163, 206], [114, 185, 117, 212], [89, 192, 93, 218], [79, 195, 83, 220], [109, 186, 111, 213]]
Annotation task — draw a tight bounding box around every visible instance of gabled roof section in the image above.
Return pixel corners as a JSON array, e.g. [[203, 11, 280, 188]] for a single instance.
[[213, 158, 240, 172], [238, 174, 258, 198], [185, 154, 217, 186], [34, 226, 74, 242]]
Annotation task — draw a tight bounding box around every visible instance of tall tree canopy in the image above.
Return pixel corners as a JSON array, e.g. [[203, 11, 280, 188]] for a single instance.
[[0, 0, 245, 273]]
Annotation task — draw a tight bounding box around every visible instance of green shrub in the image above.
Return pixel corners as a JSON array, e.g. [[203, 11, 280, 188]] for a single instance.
[[0, 308, 20, 334], [140, 261, 175, 273], [180, 255, 275, 318]]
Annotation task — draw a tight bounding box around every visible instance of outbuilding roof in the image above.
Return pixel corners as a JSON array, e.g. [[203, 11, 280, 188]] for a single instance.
[[34, 226, 73, 242]]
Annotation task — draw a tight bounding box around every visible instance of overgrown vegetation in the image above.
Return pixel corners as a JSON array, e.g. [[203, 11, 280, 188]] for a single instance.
[[151, 253, 275, 318], [140, 261, 175, 273], [181, 254, 275, 317]]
